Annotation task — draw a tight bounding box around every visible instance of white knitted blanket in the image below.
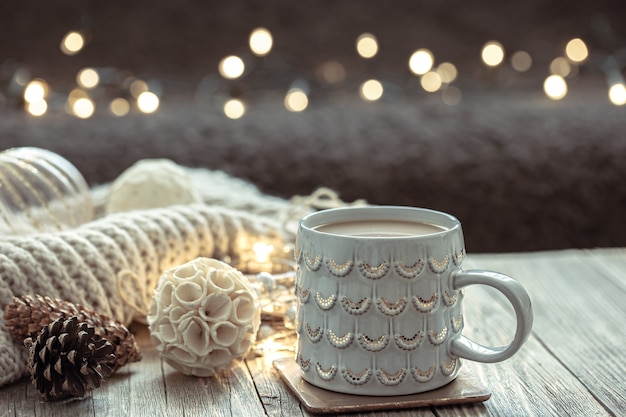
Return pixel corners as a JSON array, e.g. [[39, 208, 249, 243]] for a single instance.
[[0, 168, 319, 387]]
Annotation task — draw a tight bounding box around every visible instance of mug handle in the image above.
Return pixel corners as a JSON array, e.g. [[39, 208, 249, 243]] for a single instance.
[[449, 269, 533, 363]]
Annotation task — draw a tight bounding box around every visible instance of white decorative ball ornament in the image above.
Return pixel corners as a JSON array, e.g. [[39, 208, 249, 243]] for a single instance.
[[147, 258, 261, 376], [106, 158, 201, 214], [0, 147, 93, 235]]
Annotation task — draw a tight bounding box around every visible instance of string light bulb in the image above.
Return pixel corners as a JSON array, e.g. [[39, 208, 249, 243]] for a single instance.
[[359, 79, 383, 101], [436, 62, 457, 83], [565, 38, 588, 63], [356, 33, 378, 59], [60, 31, 85, 55], [224, 98, 246, 119], [511, 51, 532, 72], [77, 68, 99, 89], [550, 57, 571, 77], [481, 41, 505, 67], [72, 97, 95, 119], [409, 49, 434, 75], [608, 84, 626, 106], [137, 91, 160, 113], [219, 56, 245, 79], [544, 75, 568, 100], [249, 28, 273, 56], [26, 100, 47, 117], [23, 79, 48, 103], [285, 88, 308, 112], [110, 98, 130, 116], [421, 71, 442, 92]]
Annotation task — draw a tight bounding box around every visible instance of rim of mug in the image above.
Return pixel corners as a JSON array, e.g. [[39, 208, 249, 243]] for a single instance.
[[299, 205, 461, 239]]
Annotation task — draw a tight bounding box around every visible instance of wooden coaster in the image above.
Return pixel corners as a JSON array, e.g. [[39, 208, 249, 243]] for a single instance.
[[273, 358, 491, 414]]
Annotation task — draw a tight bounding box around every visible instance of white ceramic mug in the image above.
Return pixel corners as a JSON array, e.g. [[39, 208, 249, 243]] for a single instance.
[[294, 206, 533, 396]]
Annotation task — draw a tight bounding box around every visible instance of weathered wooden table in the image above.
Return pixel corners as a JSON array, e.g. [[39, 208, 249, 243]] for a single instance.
[[2, 248, 625, 416]]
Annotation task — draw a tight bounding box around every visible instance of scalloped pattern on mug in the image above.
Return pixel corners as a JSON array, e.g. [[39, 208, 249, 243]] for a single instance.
[[341, 367, 373, 386], [305, 323, 323, 343], [357, 333, 389, 352], [442, 290, 459, 306], [293, 246, 302, 264], [304, 252, 323, 271], [357, 260, 390, 279], [428, 326, 448, 345], [326, 329, 354, 349], [376, 296, 408, 316], [441, 355, 458, 376], [428, 255, 450, 273], [412, 293, 439, 313], [297, 285, 310, 303], [376, 368, 407, 386], [451, 313, 463, 333], [325, 258, 354, 277], [297, 354, 311, 371], [394, 331, 424, 350], [394, 260, 425, 279], [314, 292, 337, 310], [452, 249, 465, 266], [315, 363, 337, 381], [340, 296, 372, 315], [411, 364, 435, 382]]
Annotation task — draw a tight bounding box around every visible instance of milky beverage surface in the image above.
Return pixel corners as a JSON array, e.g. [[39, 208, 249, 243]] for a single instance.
[[313, 219, 446, 237]]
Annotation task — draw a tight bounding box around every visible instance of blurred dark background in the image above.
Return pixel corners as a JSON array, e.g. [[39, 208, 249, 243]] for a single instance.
[[1, 0, 626, 252]]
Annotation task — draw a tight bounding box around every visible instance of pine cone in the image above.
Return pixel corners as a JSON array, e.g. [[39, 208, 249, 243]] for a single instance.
[[3, 294, 141, 371], [25, 317, 116, 400]]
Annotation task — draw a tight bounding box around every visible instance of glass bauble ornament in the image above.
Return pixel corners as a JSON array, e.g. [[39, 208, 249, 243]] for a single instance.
[[0, 147, 93, 235]]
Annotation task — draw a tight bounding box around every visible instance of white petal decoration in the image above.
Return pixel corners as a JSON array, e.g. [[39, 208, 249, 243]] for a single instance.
[[200, 293, 232, 323], [148, 257, 261, 376]]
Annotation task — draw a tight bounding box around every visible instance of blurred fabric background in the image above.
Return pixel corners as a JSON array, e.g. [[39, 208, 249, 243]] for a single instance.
[[1, 0, 625, 252]]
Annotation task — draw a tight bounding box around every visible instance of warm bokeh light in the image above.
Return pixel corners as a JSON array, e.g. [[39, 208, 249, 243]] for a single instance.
[[565, 38, 588, 63], [23, 80, 48, 103], [77, 68, 99, 89], [544, 75, 568, 100], [481, 41, 505, 67], [72, 98, 95, 119], [356, 33, 378, 59], [550, 57, 571, 77], [317, 61, 346, 85], [608, 84, 626, 106], [436, 62, 457, 83], [219, 55, 245, 79], [223, 98, 246, 119], [284, 89, 308, 112], [110, 98, 130, 116], [137, 91, 160, 113], [26, 100, 47, 116], [511, 51, 532, 72], [421, 71, 443, 92], [60, 31, 85, 55], [442, 86, 462, 105], [249, 28, 273, 56], [359, 79, 383, 101], [129, 79, 149, 98], [409, 49, 434, 75]]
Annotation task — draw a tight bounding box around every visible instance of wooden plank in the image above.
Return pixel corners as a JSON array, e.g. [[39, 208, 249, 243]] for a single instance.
[[90, 325, 168, 417], [246, 352, 310, 417]]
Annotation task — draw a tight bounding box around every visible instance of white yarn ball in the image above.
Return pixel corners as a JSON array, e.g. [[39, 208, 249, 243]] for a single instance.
[[147, 257, 261, 377], [106, 159, 201, 214]]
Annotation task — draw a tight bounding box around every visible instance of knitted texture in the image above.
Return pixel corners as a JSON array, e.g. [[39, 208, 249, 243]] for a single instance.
[[0, 168, 300, 387]]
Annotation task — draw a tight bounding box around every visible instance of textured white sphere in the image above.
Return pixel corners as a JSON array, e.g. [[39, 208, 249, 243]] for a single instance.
[[106, 159, 200, 214], [147, 258, 261, 376]]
